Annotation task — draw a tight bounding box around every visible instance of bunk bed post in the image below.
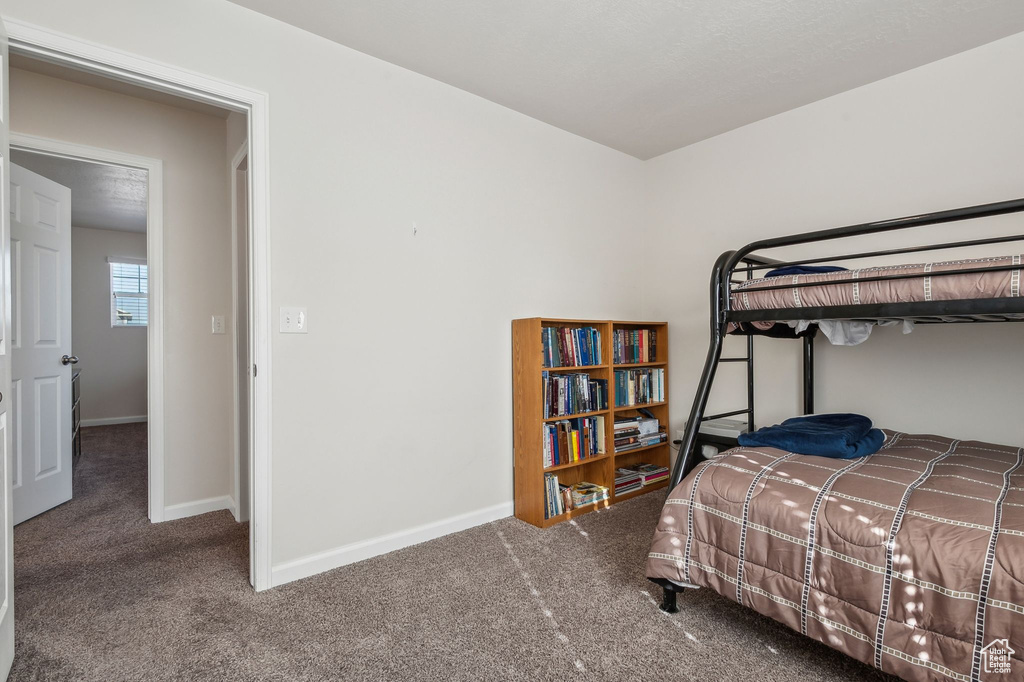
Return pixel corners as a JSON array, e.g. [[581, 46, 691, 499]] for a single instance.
[[803, 334, 814, 414], [648, 577, 682, 613], [660, 587, 679, 613], [669, 251, 734, 490], [746, 334, 755, 430], [746, 264, 755, 432]]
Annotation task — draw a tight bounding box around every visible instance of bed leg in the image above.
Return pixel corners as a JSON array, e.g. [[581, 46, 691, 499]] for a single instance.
[[659, 587, 679, 614]]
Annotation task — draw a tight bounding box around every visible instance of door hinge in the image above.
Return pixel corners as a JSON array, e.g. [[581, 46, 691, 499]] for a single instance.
[[253, 364, 257, 377]]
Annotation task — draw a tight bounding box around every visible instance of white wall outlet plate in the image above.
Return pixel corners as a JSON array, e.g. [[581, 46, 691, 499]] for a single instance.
[[280, 307, 308, 333], [211, 315, 226, 334]]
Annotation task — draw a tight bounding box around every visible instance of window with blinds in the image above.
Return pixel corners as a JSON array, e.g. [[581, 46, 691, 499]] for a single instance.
[[110, 260, 148, 327]]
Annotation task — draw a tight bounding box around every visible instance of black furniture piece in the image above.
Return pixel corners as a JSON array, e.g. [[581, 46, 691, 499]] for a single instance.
[[655, 196, 1024, 612], [72, 370, 82, 466]]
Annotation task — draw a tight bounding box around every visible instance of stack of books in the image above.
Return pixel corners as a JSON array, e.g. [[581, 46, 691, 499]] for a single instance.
[[614, 368, 665, 407], [543, 477, 610, 518], [542, 371, 608, 418], [542, 326, 602, 368], [542, 416, 606, 468], [613, 329, 657, 364], [614, 468, 643, 496], [629, 462, 670, 486], [613, 415, 667, 453], [544, 473, 570, 519], [570, 482, 609, 508]]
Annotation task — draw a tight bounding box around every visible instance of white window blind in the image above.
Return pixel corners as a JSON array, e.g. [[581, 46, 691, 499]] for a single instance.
[[109, 258, 148, 327]]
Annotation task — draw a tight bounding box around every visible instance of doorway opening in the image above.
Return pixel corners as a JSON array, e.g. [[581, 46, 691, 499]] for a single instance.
[[8, 148, 152, 526], [7, 54, 255, 586], [231, 145, 254, 576], [5, 17, 272, 592]]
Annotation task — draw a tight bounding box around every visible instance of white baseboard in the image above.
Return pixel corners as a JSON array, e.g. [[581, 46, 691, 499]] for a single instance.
[[163, 495, 236, 522], [81, 415, 148, 427], [271, 500, 514, 588], [230, 496, 244, 523]]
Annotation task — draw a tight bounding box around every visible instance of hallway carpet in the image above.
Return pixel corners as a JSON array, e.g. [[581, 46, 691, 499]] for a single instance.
[[11, 424, 895, 681]]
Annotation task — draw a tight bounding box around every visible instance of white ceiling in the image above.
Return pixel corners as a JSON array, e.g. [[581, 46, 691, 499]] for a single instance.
[[11, 151, 148, 233], [227, 0, 1024, 159]]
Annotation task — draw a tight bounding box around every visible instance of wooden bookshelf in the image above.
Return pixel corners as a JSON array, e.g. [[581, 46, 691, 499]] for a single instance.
[[512, 318, 670, 528]]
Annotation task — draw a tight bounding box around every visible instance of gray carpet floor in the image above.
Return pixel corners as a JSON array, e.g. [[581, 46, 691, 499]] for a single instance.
[[10, 423, 896, 681]]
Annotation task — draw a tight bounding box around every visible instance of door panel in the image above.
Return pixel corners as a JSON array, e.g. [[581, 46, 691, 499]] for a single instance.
[[33, 246, 59, 345], [10, 163, 72, 526], [33, 375, 60, 478], [0, 11, 17, 678], [33, 195, 59, 232]]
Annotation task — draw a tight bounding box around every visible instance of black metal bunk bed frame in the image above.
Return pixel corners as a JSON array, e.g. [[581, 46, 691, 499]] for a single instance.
[[654, 197, 1024, 613]]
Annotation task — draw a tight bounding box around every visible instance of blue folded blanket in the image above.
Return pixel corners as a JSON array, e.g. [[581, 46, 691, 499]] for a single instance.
[[737, 413, 884, 459], [764, 265, 847, 278]]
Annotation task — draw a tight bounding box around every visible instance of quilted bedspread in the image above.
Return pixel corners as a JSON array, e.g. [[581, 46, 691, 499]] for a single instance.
[[646, 431, 1024, 681], [729, 254, 1023, 314]]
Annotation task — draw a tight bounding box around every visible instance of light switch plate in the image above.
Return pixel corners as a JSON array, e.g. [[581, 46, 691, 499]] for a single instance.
[[211, 315, 226, 334], [280, 307, 308, 333]]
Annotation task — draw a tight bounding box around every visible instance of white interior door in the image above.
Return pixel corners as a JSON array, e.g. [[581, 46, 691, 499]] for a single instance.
[[9, 162, 73, 526], [0, 13, 17, 678]]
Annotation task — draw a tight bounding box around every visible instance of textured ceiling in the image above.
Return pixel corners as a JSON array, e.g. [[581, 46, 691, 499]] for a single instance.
[[11, 151, 148, 233], [227, 0, 1024, 159]]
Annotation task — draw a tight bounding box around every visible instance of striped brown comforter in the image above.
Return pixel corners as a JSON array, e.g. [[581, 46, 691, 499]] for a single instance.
[[729, 254, 1023, 313], [646, 432, 1024, 681]]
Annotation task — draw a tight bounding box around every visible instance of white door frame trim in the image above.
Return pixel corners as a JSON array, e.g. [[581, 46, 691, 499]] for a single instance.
[[9, 133, 166, 522], [229, 139, 248, 526], [5, 19, 274, 591]]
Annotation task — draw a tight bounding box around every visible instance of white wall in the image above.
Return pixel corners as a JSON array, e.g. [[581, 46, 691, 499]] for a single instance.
[[12, 0, 1017, 587], [9, 66, 236, 509], [71, 226, 148, 423], [1, 0, 648, 578], [644, 31, 1024, 449]]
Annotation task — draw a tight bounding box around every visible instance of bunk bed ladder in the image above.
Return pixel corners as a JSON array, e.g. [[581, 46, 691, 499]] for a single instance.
[[701, 268, 757, 429], [671, 257, 754, 490], [670, 255, 819, 490]]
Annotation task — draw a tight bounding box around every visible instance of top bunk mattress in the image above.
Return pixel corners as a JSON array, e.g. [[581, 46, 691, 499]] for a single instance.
[[730, 254, 1022, 317]]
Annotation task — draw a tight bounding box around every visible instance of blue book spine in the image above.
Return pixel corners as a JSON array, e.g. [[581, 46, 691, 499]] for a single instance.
[[554, 424, 560, 466], [542, 371, 550, 419]]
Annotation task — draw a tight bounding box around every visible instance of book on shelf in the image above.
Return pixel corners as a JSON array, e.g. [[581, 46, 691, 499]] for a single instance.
[[542, 416, 606, 468], [544, 473, 565, 519], [618, 462, 670, 486], [613, 415, 667, 453], [544, 477, 610, 518], [614, 432, 667, 453], [614, 468, 643, 496], [542, 326, 603, 368], [570, 482, 609, 508], [542, 371, 608, 418], [614, 367, 665, 407], [613, 329, 657, 365]]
